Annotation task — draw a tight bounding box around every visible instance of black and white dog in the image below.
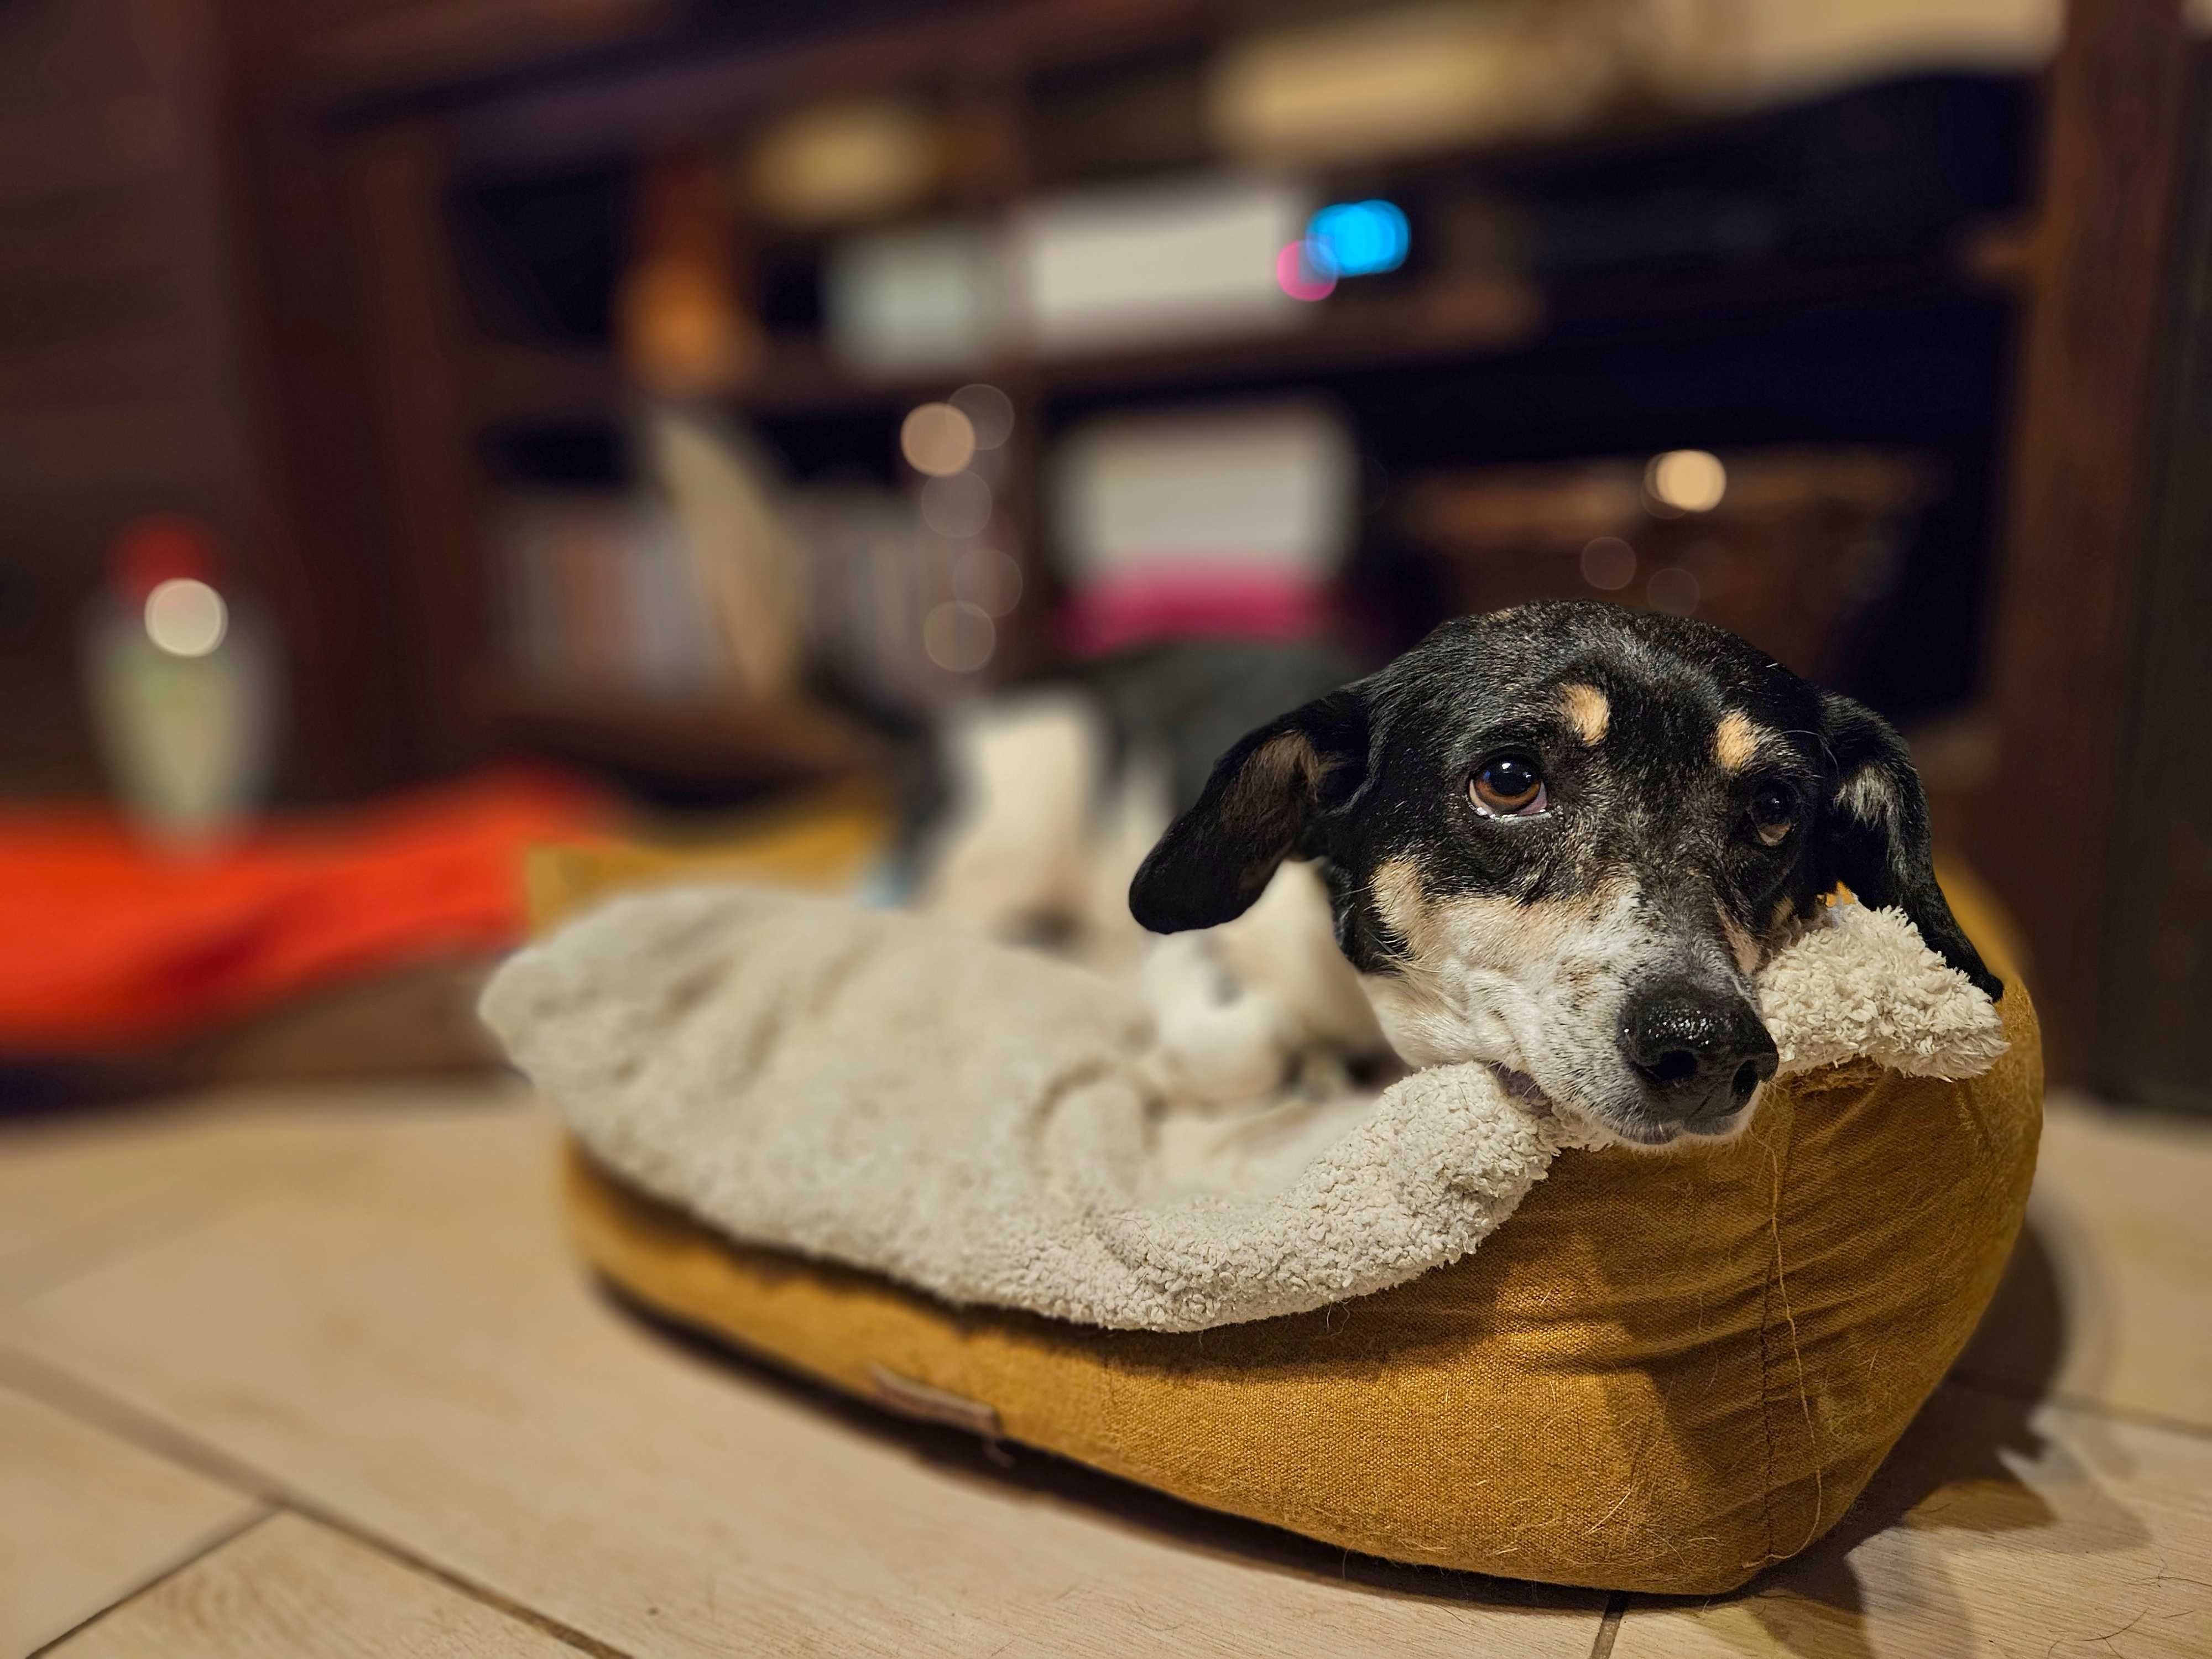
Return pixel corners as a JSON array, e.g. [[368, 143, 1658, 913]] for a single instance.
[[921, 601, 1996, 1147], [1129, 599, 2000, 1147], [915, 637, 1391, 1103]]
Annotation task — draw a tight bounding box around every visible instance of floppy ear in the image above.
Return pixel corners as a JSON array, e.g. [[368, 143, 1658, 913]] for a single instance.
[[1817, 693, 2002, 1000], [1128, 688, 1369, 934]]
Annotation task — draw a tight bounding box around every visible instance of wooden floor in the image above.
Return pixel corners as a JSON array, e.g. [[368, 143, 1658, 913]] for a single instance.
[[2, 1081, 2207, 1658]]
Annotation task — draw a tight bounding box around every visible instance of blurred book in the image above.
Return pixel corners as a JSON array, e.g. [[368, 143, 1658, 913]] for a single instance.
[[497, 491, 729, 697], [787, 484, 979, 713], [646, 405, 805, 698]]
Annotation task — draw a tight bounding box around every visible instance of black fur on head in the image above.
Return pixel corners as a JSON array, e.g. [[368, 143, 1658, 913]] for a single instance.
[[1129, 601, 1998, 1145]]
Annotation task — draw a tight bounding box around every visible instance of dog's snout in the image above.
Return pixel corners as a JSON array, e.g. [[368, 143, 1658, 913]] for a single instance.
[[1619, 980, 1778, 1129]]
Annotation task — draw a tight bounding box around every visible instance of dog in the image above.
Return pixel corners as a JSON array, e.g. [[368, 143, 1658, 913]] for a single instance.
[[1129, 599, 2001, 1149], [913, 639, 1393, 1102]]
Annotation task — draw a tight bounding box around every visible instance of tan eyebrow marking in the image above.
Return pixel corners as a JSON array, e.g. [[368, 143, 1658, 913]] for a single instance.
[[1714, 711, 1772, 774], [1558, 682, 1610, 745], [1371, 857, 1439, 958]]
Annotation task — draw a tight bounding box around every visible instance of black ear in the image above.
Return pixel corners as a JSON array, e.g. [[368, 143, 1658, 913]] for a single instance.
[[1128, 688, 1369, 933], [1817, 694, 2001, 1000]]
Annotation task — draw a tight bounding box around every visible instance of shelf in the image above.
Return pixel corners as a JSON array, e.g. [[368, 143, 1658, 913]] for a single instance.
[[473, 343, 633, 427], [470, 274, 1547, 429], [431, 0, 1219, 170], [497, 686, 887, 790], [467, 230, 2024, 434]]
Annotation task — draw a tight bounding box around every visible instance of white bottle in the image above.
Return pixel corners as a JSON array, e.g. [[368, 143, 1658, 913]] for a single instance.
[[82, 519, 276, 847]]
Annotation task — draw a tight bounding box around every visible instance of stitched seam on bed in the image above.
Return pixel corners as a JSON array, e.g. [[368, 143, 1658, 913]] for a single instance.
[[1755, 1104, 1799, 1569]]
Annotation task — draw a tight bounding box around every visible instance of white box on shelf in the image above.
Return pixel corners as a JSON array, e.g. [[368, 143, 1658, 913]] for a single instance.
[[1011, 175, 1313, 356], [824, 222, 1007, 375], [1051, 400, 1357, 584]]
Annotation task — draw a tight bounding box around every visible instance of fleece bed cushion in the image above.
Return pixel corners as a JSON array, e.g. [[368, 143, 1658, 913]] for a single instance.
[[506, 853, 2041, 1595], [488, 886, 2010, 1332]]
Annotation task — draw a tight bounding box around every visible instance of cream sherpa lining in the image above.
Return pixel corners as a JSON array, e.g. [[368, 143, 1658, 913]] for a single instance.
[[481, 886, 2006, 1333]]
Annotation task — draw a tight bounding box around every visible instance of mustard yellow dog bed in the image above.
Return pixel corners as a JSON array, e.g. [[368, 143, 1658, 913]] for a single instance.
[[520, 848, 2039, 1596]]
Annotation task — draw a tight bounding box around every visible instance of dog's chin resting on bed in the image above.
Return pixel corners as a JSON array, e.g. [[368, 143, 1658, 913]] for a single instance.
[[931, 599, 2001, 1151]]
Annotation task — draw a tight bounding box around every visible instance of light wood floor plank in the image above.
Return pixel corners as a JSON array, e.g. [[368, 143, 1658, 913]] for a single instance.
[[5, 1106, 1601, 1659], [0, 1081, 529, 1307], [1611, 1385, 2212, 1658], [1958, 1092, 2212, 1431], [46, 1512, 590, 1658], [0, 1384, 264, 1657]]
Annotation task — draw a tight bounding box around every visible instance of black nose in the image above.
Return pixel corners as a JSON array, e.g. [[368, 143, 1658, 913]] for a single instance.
[[1618, 980, 1778, 1128]]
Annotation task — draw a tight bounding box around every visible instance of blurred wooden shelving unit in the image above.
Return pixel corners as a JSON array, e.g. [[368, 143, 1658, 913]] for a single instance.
[[196, 0, 2206, 1086], [467, 277, 1548, 427], [465, 236, 2028, 432], [298, 2, 2053, 800]]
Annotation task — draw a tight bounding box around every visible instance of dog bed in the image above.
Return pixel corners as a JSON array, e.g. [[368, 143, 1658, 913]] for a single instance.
[[486, 868, 2039, 1594]]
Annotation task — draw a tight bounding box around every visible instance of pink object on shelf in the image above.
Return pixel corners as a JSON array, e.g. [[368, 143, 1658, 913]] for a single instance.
[[1057, 568, 1333, 658]]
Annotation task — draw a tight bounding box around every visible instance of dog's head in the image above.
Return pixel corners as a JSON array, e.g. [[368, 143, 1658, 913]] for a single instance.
[[1128, 601, 2000, 1147]]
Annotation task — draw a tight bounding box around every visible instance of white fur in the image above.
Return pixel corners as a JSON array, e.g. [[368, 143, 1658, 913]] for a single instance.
[[924, 698, 1381, 1105], [918, 692, 1103, 935], [1361, 876, 1745, 1147], [1138, 863, 1386, 1105]]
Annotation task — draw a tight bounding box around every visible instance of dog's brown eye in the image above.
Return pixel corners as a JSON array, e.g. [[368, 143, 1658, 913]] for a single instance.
[[1748, 782, 1796, 847], [1470, 755, 1548, 818]]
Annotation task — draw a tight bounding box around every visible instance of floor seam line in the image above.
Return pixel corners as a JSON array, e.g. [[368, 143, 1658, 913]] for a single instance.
[[26, 1505, 276, 1656], [277, 1501, 639, 1659], [0, 1345, 640, 1659], [0, 1344, 286, 1503], [1588, 1591, 1627, 1659]]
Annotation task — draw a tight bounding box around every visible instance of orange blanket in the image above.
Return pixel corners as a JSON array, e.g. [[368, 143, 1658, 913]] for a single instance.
[[0, 769, 605, 1055]]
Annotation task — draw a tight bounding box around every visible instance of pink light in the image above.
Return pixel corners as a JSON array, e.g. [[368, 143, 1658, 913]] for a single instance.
[[1275, 241, 1336, 302]]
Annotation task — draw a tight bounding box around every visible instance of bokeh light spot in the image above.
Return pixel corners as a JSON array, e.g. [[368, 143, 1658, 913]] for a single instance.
[[144, 578, 228, 657], [923, 599, 995, 671], [900, 402, 977, 476], [950, 383, 1015, 450], [1307, 200, 1408, 276], [1579, 536, 1637, 591], [1646, 450, 1727, 514], [1275, 241, 1337, 302], [920, 471, 994, 538]]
